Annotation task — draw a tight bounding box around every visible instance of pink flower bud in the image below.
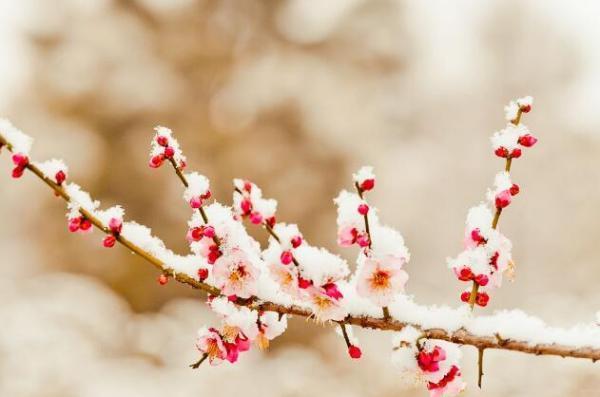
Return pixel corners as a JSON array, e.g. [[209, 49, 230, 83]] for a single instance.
[[470, 228, 486, 244], [149, 155, 164, 168], [280, 251, 293, 265], [265, 216, 276, 228], [11, 166, 25, 178], [55, 170, 67, 185], [298, 277, 312, 289], [158, 274, 169, 285], [494, 147, 508, 158], [243, 181, 252, 192], [80, 218, 92, 231], [201, 190, 212, 200], [249, 212, 263, 225], [12, 153, 28, 167], [360, 179, 375, 191], [163, 146, 175, 158], [197, 268, 209, 281], [103, 235, 116, 248], [68, 217, 81, 232], [457, 267, 473, 281], [240, 199, 252, 215], [203, 226, 215, 239], [357, 204, 369, 215], [518, 134, 537, 147], [291, 235, 303, 248], [509, 183, 520, 196], [510, 148, 522, 158], [520, 104, 531, 113], [207, 249, 220, 265], [495, 190, 512, 209], [189, 196, 203, 209], [476, 292, 489, 307], [474, 274, 489, 287], [189, 227, 203, 241], [348, 345, 362, 359], [356, 233, 370, 247], [322, 283, 343, 300], [156, 135, 169, 147], [460, 291, 471, 303], [108, 218, 122, 234]]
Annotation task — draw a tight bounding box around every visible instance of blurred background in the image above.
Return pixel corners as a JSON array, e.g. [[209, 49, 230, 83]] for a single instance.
[[0, 0, 599, 396]]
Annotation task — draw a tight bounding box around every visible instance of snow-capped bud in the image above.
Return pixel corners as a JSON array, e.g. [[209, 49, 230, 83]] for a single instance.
[[510, 148, 522, 158], [189, 227, 204, 241], [156, 135, 169, 147], [53, 170, 66, 185], [323, 283, 343, 300], [108, 217, 122, 234], [240, 199, 252, 215], [495, 190, 512, 209], [103, 235, 116, 248], [203, 226, 215, 239], [11, 166, 25, 178], [460, 291, 471, 303], [280, 251, 293, 265], [149, 155, 164, 168], [348, 345, 362, 359], [360, 179, 375, 192], [249, 212, 263, 225], [163, 146, 175, 159], [158, 274, 169, 285], [12, 153, 28, 167], [198, 268, 209, 281], [298, 277, 312, 289], [494, 147, 509, 158], [291, 235, 303, 248], [357, 204, 369, 215], [476, 292, 489, 307], [474, 274, 489, 286], [68, 217, 81, 232], [356, 233, 370, 248], [509, 183, 520, 196], [265, 216, 276, 228], [80, 218, 92, 231], [458, 267, 473, 282], [207, 249, 221, 264], [518, 134, 538, 147], [189, 196, 203, 209], [243, 181, 252, 192]]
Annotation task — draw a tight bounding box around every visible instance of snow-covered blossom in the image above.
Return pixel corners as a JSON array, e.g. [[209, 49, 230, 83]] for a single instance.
[[232, 179, 277, 226], [63, 183, 100, 234], [352, 165, 375, 192], [35, 159, 68, 186], [486, 171, 519, 209], [392, 328, 465, 397], [183, 172, 211, 208], [212, 249, 260, 299], [356, 254, 409, 306], [334, 190, 375, 247], [504, 96, 533, 122], [149, 126, 186, 169], [196, 327, 227, 365]]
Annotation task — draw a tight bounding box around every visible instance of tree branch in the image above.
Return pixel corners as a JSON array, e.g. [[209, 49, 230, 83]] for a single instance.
[[1, 132, 599, 363]]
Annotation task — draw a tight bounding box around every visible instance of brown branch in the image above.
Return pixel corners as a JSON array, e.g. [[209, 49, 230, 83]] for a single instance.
[[1, 132, 599, 363]]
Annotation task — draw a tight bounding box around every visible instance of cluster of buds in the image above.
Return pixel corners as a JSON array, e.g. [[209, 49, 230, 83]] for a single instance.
[[148, 126, 187, 170], [187, 214, 221, 265], [194, 297, 287, 366], [67, 215, 92, 233], [393, 328, 465, 397], [102, 217, 123, 248], [10, 153, 29, 179], [493, 98, 538, 159], [488, 172, 519, 210], [232, 179, 277, 227]]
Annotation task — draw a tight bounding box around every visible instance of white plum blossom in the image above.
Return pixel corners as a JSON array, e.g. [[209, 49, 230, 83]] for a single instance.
[[212, 248, 260, 299]]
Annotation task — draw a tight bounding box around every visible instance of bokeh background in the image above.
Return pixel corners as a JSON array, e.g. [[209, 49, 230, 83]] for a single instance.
[[0, 0, 599, 396]]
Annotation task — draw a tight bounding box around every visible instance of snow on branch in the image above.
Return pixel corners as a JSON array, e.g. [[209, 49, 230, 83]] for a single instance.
[[0, 98, 598, 397]]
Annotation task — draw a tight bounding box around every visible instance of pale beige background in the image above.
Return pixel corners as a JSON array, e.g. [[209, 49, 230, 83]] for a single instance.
[[0, 1, 598, 396]]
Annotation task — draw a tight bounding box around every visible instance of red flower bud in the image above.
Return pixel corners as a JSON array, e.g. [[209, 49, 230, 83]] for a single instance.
[[12, 153, 28, 167], [470, 228, 486, 244], [460, 291, 471, 303], [510, 148, 522, 158], [55, 170, 67, 185], [108, 218, 122, 234], [189, 196, 203, 209], [476, 292, 489, 307], [68, 217, 81, 232], [249, 212, 263, 225], [518, 134, 537, 148], [265, 216, 276, 228], [298, 277, 312, 289], [158, 274, 169, 285], [198, 268, 209, 281], [103, 235, 117, 248], [474, 274, 489, 286], [203, 226, 215, 239], [291, 235, 303, 248], [360, 179, 375, 191], [348, 345, 362, 359], [520, 104, 531, 113], [357, 204, 369, 215], [509, 183, 520, 196], [495, 190, 512, 209], [156, 135, 169, 147], [80, 218, 92, 231], [240, 199, 252, 215], [163, 146, 175, 158], [280, 251, 293, 265], [494, 147, 508, 158], [458, 267, 473, 281], [11, 166, 25, 178], [149, 155, 164, 168]]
